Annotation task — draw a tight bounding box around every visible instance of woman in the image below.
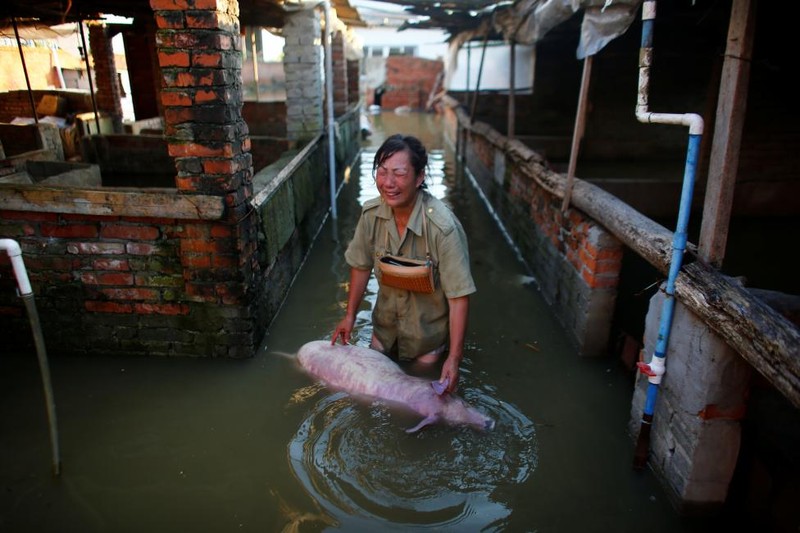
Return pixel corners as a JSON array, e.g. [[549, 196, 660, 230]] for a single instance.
[[331, 134, 476, 394]]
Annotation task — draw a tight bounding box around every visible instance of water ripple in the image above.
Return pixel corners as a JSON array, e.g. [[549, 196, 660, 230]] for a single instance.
[[288, 385, 537, 530]]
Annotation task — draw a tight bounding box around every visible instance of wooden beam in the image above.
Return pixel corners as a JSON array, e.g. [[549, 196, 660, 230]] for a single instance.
[[0, 185, 226, 220], [698, 0, 757, 267], [677, 261, 800, 409]]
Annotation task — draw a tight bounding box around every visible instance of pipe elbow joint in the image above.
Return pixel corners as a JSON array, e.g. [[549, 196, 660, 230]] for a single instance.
[[684, 113, 704, 136], [636, 356, 666, 385], [0, 238, 22, 257]]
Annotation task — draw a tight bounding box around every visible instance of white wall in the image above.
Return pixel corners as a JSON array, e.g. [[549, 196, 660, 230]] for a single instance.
[[354, 27, 448, 60]]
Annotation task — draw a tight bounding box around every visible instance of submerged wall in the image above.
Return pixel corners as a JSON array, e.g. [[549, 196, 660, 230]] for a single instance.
[[443, 101, 622, 357]]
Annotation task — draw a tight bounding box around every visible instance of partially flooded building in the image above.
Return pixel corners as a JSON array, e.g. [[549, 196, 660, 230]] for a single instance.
[[1, 0, 798, 525]]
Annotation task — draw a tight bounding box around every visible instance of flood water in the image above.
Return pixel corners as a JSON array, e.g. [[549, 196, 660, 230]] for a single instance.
[[1, 112, 715, 532]]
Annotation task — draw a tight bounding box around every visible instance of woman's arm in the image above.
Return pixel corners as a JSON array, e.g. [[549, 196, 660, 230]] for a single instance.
[[439, 295, 469, 393], [331, 267, 372, 345]]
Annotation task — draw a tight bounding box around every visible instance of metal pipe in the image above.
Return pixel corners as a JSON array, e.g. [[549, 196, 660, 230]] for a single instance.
[[11, 18, 39, 125], [469, 31, 490, 123], [632, 0, 704, 470], [78, 21, 102, 135], [0, 239, 60, 476], [322, 0, 338, 220]]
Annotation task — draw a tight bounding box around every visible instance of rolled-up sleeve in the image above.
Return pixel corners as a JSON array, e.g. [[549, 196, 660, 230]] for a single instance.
[[344, 213, 375, 270], [436, 219, 475, 299]]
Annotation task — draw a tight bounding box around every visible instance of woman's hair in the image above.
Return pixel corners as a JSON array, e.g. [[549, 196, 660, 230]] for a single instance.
[[372, 134, 429, 188]]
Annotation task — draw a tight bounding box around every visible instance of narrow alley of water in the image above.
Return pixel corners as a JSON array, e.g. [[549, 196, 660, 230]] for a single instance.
[[1, 112, 717, 532]]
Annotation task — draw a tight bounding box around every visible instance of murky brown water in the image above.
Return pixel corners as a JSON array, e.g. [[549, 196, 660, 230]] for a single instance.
[[0, 112, 716, 531]]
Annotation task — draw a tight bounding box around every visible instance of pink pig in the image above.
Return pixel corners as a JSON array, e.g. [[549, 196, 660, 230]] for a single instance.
[[297, 340, 495, 433]]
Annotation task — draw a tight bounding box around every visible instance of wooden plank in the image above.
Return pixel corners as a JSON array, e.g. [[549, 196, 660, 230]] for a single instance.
[[0, 184, 225, 220], [677, 262, 800, 409], [698, 0, 756, 266]]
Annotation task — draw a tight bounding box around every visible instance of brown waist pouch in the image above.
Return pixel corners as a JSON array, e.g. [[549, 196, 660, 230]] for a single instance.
[[378, 255, 435, 293], [378, 203, 436, 293]]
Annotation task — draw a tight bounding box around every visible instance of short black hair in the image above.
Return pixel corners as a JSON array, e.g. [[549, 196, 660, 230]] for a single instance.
[[372, 134, 429, 188]]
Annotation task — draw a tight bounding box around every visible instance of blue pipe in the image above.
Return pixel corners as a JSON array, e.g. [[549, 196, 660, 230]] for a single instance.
[[633, 0, 704, 469], [641, 133, 701, 417]]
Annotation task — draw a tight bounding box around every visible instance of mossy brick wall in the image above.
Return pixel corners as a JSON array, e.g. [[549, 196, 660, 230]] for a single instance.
[[149, 0, 262, 356], [250, 111, 359, 331], [0, 211, 254, 357], [451, 105, 621, 357]]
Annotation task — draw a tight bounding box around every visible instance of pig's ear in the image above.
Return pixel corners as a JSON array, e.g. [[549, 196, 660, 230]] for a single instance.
[[405, 415, 439, 433]]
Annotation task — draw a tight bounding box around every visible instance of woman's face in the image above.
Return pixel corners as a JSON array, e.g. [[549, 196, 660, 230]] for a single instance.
[[375, 149, 424, 211]]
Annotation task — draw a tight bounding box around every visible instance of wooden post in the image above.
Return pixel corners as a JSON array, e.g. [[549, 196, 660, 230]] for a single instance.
[[561, 55, 593, 212], [470, 31, 490, 123], [698, 0, 756, 267], [508, 40, 516, 140], [11, 18, 38, 125]]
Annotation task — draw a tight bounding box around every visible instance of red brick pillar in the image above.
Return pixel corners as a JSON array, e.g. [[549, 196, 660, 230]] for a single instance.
[[151, 0, 257, 315], [331, 30, 348, 116], [347, 59, 360, 106], [122, 19, 161, 121], [88, 23, 124, 132]]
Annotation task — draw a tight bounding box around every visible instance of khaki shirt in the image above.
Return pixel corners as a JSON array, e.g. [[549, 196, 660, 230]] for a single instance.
[[345, 191, 476, 360]]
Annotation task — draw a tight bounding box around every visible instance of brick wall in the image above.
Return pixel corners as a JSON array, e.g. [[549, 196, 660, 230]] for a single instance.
[[0, 90, 94, 123], [453, 104, 621, 357], [0, 208, 250, 356], [89, 25, 124, 133], [347, 59, 360, 106], [382, 56, 443, 110]]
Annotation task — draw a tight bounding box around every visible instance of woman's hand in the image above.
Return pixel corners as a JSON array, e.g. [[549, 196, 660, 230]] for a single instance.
[[331, 267, 371, 346], [438, 353, 461, 394], [331, 315, 355, 345]]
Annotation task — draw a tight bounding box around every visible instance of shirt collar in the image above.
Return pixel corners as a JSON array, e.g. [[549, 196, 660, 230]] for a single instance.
[[376, 192, 427, 236]]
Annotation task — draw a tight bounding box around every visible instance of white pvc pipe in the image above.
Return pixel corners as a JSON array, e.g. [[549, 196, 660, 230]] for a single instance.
[[635, 1, 704, 136], [0, 238, 61, 476], [0, 238, 33, 295]]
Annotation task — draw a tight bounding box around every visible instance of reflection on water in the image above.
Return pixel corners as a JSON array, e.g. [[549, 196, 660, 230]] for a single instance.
[[288, 387, 536, 530]]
